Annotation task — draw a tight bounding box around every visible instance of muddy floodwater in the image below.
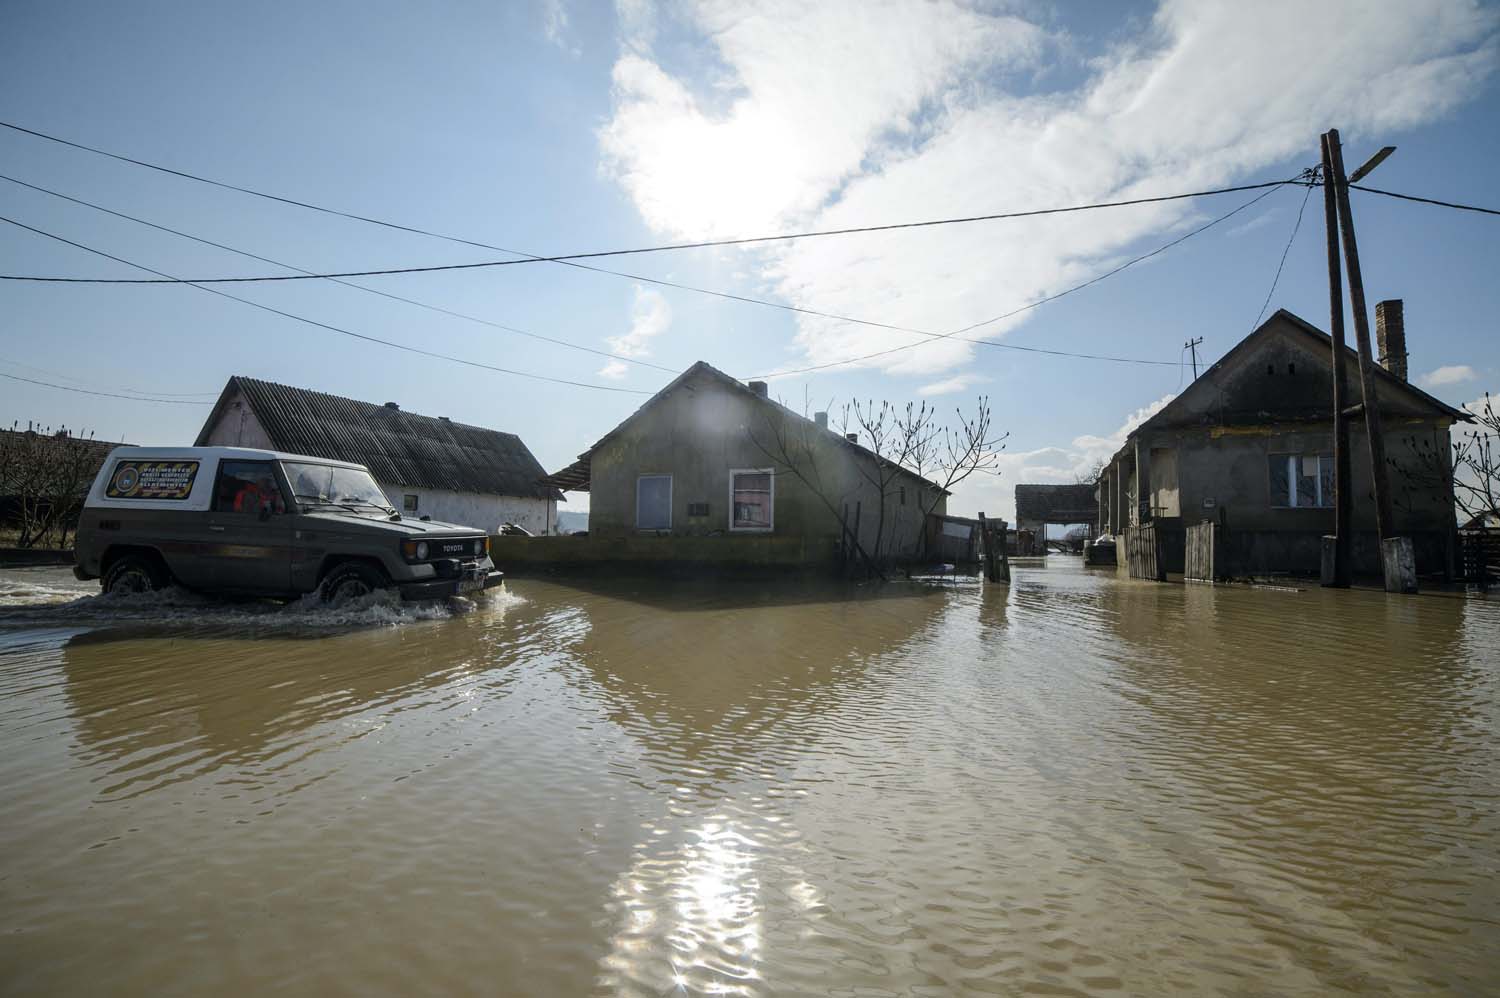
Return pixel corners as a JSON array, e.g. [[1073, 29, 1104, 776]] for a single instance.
[[1, 562, 1497, 996]]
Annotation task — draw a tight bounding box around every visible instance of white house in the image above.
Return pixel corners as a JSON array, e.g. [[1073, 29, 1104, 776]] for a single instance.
[[196, 376, 562, 534]]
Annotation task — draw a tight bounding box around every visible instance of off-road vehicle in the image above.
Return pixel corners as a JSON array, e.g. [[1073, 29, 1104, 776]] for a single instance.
[[73, 446, 503, 602]]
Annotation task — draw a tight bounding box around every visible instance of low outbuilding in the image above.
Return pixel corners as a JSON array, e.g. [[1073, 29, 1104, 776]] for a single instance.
[[196, 376, 562, 534]]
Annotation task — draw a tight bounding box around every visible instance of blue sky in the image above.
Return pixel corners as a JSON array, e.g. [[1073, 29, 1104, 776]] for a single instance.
[[2, 0, 1496, 519]]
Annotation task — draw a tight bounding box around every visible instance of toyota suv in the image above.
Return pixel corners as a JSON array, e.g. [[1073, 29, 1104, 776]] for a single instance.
[[73, 446, 503, 603]]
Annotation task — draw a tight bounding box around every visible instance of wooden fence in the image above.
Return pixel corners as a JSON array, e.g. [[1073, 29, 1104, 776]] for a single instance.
[[1125, 523, 1165, 581], [1461, 528, 1498, 591], [1184, 521, 1224, 582]]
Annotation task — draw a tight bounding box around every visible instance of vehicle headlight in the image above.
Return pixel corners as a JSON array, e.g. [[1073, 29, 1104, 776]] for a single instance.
[[415, 541, 429, 560], [474, 538, 484, 556]]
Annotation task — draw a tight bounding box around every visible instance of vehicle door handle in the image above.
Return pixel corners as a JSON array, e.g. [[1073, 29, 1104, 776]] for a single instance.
[[208, 525, 226, 532]]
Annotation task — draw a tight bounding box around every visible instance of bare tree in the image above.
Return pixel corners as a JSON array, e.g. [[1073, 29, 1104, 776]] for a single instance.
[[1391, 393, 1500, 527], [750, 395, 1007, 575], [1074, 459, 1106, 487], [1, 424, 107, 548]]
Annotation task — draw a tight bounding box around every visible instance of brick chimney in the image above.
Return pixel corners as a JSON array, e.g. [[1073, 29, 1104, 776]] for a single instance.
[[1376, 299, 1407, 382], [748, 380, 769, 398], [814, 411, 828, 429]]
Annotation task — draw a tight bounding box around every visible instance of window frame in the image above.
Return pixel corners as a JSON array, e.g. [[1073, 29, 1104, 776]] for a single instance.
[[1268, 452, 1334, 509], [211, 459, 288, 515], [403, 494, 420, 513], [635, 474, 673, 531], [728, 467, 775, 532]]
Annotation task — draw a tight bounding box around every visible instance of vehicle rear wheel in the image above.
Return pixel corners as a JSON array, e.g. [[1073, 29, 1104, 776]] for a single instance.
[[102, 553, 169, 595], [319, 561, 387, 606]]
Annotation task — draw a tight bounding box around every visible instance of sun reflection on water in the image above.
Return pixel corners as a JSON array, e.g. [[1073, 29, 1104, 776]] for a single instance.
[[601, 819, 774, 995]]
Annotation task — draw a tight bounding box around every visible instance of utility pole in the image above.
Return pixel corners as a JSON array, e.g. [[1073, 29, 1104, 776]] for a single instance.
[[1184, 337, 1203, 380], [1320, 134, 1352, 588], [1324, 127, 1413, 592]]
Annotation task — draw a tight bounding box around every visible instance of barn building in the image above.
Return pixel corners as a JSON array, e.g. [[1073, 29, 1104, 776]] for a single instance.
[[196, 376, 562, 534]]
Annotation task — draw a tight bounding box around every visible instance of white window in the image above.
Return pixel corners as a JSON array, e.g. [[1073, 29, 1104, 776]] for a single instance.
[[636, 474, 672, 530], [1269, 453, 1334, 508], [729, 469, 773, 531]]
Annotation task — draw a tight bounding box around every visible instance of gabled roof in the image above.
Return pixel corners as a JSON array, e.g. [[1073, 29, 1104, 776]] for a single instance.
[[1112, 309, 1469, 460], [195, 377, 563, 501], [538, 361, 948, 493], [1015, 483, 1097, 523]]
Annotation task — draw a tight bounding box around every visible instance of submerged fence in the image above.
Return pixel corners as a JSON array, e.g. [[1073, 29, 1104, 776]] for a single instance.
[[1125, 523, 1165, 581]]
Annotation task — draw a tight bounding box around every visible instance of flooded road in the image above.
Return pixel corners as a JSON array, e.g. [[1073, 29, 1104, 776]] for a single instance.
[[1, 562, 1497, 996]]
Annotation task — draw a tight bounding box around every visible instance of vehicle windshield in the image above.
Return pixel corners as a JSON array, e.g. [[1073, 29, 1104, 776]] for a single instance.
[[282, 462, 394, 514]]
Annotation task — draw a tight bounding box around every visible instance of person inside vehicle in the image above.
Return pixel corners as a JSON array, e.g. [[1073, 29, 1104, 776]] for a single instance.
[[233, 474, 283, 514]]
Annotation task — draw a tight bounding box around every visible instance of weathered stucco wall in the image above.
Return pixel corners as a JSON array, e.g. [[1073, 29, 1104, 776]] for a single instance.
[[377, 485, 555, 535], [199, 387, 275, 449], [1099, 314, 1459, 576], [588, 367, 944, 561]]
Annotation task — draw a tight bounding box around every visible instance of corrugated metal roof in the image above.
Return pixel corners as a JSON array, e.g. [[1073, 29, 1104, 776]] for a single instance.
[[196, 377, 563, 501]]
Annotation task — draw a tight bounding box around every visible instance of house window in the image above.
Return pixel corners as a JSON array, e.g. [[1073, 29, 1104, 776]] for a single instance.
[[403, 494, 419, 512], [636, 475, 672, 530], [1269, 453, 1334, 508], [729, 469, 773, 531]]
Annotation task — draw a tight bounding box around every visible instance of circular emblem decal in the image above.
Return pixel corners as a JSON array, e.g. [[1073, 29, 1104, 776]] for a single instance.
[[111, 465, 140, 496]]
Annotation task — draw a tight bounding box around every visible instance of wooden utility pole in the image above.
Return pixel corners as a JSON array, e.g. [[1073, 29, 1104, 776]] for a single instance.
[[1320, 133, 1353, 587], [1184, 337, 1203, 380], [1325, 128, 1396, 540], [1332, 127, 1410, 588]]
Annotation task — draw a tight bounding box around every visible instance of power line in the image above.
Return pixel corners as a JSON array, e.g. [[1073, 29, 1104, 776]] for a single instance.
[[0, 173, 678, 375], [0, 369, 212, 405], [0, 133, 1299, 284], [0, 213, 656, 396], [1253, 177, 1315, 329], [0, 117, 1284, 370], [749, 181, 1286, 380], [0, 177, 1299, 283], [0, 171, 1181, 371], [0, 356, 220, 397], [1349, 182, 1500, 217]]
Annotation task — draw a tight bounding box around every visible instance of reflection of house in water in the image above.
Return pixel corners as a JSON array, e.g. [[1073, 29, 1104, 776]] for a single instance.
[[1094, 307, 1469, 578], [560, 577, 943, 785]]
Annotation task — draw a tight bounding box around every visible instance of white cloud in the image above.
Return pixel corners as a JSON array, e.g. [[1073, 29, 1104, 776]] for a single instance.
[[598, 285, 673, 378], [602, 0, 1497, 379], [948, 393, 1177, 519], [1419, 364, 1478, 388], [918, 373, 990, 396]]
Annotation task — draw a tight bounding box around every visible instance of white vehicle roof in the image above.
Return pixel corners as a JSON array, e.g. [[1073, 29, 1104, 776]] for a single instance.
[[101, 445, 369, 469], [87, 446, 372, 511]]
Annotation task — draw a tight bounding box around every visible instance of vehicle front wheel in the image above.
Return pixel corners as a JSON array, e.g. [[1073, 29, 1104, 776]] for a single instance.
[[319, 562, 388, 606], [102, 553, 169, 595]]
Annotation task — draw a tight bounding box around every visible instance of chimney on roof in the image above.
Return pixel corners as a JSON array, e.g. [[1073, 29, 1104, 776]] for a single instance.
[[747, 380, 769, 398], [1376, 299, 1407, 382], [384, 401, 400, 410], [814, 411, 828, 429], [845, 432, 859, 444], [438, 415, 450, 421]]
